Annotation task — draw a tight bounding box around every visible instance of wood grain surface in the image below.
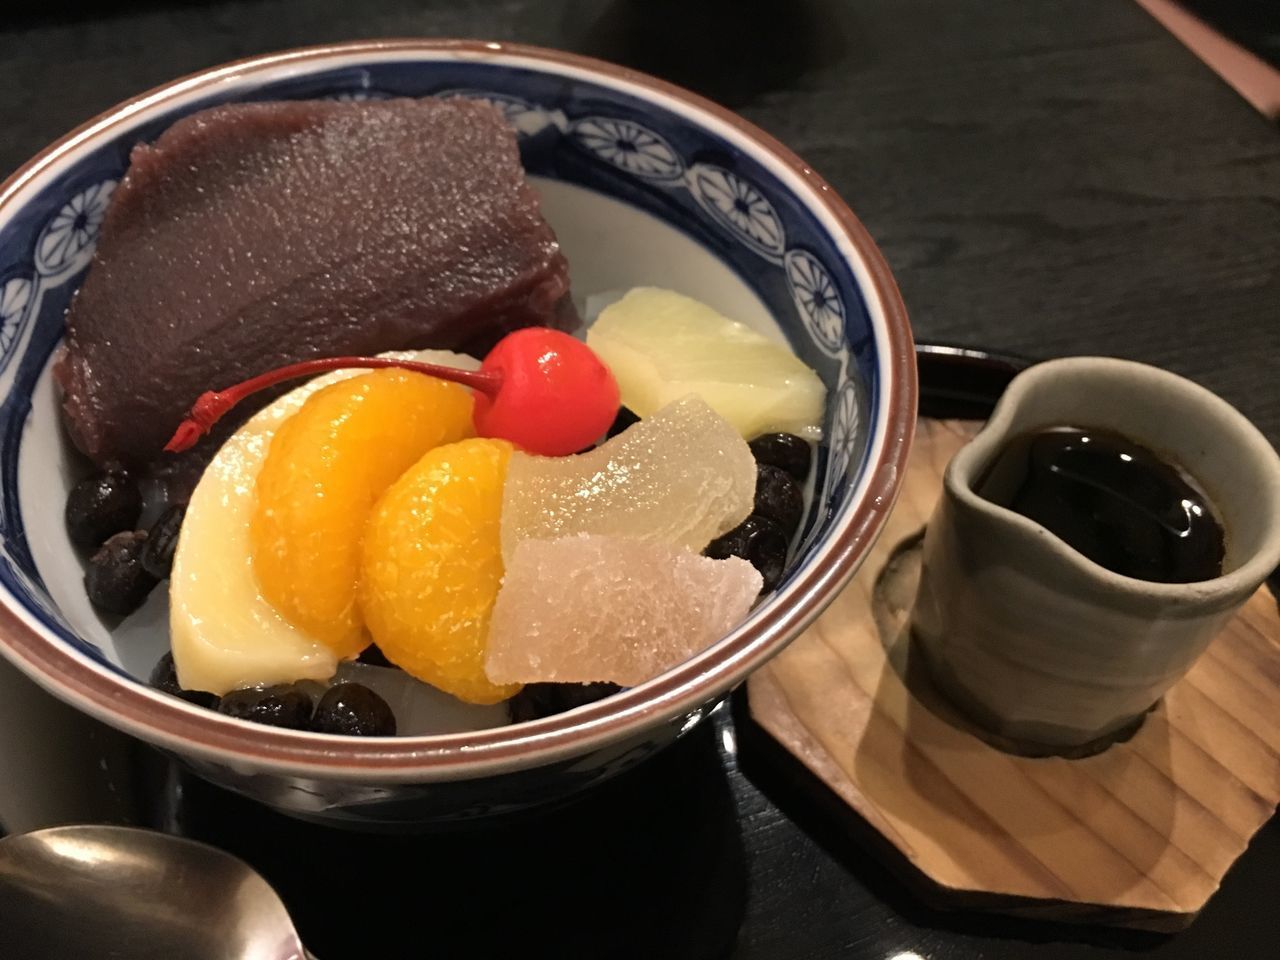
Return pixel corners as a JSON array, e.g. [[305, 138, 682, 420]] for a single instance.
[[750, 419, 1280, 930]]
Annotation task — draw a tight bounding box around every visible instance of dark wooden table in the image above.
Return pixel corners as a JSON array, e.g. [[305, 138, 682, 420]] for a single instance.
[[0, 2, 1276, 958]]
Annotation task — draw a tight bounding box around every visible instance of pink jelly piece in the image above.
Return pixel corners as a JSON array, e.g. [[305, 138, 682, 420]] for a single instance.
[[485, 533, 763, 687]]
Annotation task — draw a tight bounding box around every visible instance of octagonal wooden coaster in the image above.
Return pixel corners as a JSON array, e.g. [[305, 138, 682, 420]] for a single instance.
[[748, 419, 1280, 931]]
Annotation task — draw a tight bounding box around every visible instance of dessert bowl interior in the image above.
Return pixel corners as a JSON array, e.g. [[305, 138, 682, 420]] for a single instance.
[[0, 40, 913, 822]]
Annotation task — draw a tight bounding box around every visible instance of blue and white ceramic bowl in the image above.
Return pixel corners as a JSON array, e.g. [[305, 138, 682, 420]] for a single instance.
[[0, 40, 915, 826]]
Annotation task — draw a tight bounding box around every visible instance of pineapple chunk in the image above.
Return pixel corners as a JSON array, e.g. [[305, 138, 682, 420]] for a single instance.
[[586, 287, 826, 439]]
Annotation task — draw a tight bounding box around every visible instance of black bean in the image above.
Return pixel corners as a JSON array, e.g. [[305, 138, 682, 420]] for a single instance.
[[65, 463, 141, 550], [705, 515, 790, 592], [749, 433, 812, 481], [218, 685, 314, 730], [311, 683, 397, 736], [753, 463, 804, 536], [140, 504, 185, 580], [148, 652, 220, 709], [85, 531, 157, 615]]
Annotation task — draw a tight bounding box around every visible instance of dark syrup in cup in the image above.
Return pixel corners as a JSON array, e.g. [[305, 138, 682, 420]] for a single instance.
[[975, 426, 1225, 583]]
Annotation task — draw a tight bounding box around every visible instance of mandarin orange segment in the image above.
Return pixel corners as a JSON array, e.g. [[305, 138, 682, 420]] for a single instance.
[[251, 369, 474, 658], [358, 437, 520, 705]]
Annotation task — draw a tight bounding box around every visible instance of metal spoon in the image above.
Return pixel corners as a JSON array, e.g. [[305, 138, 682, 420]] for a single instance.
[[0, 824, 312, 960]]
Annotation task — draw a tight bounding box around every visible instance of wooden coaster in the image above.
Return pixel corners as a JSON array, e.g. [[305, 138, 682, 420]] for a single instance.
[[748, 419, 1280, 931]]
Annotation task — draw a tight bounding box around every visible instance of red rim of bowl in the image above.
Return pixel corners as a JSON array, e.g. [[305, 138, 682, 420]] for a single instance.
[[0, 39, 917, 780]]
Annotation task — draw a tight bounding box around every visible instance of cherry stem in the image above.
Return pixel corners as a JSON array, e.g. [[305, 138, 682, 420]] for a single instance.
[[163, 355, 503, 453]]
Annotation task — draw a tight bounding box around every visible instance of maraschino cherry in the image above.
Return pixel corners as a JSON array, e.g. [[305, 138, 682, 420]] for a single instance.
[[164, 328, 620, 457]]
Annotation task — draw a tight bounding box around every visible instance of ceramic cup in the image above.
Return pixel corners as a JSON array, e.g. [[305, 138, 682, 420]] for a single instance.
[[911, 357, 1280, 753]]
